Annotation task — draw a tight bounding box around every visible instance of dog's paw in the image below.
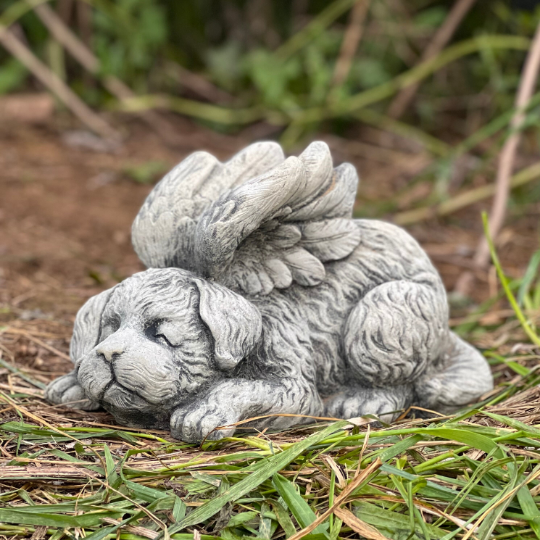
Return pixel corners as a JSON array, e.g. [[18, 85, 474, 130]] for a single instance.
[[45, 371, 101, 411], [170, 401, 239, 443]]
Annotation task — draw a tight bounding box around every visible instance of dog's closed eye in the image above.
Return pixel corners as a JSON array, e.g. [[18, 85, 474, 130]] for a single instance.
[[149, 320, 183, 347]]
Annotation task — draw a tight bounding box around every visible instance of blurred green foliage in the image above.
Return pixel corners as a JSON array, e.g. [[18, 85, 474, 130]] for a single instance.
[[93, 0, 168, 90], [0, 0, 540, 141]]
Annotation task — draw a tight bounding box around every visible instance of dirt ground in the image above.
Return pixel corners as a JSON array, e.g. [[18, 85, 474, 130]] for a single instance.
[[0, 114, 539, 398]]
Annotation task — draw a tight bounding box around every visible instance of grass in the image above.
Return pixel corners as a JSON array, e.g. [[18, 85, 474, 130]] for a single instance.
[[2, 238, 540, 539], [3, 385, 540, 539]]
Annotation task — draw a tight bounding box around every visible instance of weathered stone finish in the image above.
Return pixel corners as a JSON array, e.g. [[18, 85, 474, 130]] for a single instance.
[[46, 142, 493, 441]]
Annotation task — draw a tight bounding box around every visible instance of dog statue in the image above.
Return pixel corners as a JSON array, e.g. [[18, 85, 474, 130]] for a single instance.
[[46, 141, 493, 442]]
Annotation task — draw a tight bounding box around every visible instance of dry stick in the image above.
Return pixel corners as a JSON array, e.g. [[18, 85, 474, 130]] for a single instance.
[[76, 0, 92, 50], [102, 519, 157, 540], [330, 0, 370, 89], [454, 20, 540, 296], [32, 4, 181, 145], [167, 61, 234, 104], [0, 25, 120, 141], [387, 0, 476, 119], [0, 391, 81, 443], [393, 160, 540, 225]]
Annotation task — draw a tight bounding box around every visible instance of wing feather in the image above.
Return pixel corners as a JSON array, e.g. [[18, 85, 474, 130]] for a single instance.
[[263, 259, 293, 289], [132, 143, 284, 268], [301, 219, 361, 262], [283, 249, 326, 286], [131, 140, 361, 295], [288, 163, 358, 221]]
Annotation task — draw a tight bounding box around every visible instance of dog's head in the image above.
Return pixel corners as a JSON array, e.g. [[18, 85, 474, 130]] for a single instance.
[[72, 268, 262, 427]]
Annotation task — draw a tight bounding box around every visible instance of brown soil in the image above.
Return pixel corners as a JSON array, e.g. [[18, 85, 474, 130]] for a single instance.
[[0, 115, 538, 395]]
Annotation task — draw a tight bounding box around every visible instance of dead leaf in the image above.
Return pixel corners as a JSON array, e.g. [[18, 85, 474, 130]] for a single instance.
[[334, 507, 390, 540]]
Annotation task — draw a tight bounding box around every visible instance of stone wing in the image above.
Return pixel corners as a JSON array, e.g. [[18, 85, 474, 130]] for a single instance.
[[132, 141, 285, 271], [132, 141, 360, 295]]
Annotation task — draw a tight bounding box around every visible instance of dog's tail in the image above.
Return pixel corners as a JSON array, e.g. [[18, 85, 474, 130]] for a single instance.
[[413, 332, 493, 414]]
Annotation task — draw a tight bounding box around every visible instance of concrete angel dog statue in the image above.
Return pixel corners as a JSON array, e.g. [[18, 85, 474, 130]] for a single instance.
[[46, 141, 493, 442]]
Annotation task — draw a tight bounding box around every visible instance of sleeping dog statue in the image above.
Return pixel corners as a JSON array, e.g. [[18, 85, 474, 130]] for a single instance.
[[46, 141, 493, 442]]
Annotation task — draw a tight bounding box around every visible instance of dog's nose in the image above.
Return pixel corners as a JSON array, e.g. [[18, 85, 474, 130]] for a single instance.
[[96, 340, 125, 362]]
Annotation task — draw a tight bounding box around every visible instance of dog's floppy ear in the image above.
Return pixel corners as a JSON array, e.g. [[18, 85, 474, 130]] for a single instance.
[[71, 287, 116, 364], [193, 279, 262, 370]]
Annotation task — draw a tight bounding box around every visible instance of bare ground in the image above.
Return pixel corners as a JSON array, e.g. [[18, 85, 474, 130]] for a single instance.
[[0, 115, 539, 428]]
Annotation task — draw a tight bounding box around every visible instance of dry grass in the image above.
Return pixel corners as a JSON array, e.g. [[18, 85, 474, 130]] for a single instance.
[[2, 290, 540, 539]]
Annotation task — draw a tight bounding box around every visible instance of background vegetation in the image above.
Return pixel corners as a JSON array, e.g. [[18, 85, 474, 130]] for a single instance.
[[3, 0, 540, 221], [1, 0, 539, 137]]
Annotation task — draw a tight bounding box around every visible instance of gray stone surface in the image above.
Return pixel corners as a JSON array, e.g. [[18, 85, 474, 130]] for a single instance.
[[46, 141, 493, 442]]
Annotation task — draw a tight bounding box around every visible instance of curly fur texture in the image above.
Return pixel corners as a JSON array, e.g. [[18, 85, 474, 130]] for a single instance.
[[46, 142, 493, 442]]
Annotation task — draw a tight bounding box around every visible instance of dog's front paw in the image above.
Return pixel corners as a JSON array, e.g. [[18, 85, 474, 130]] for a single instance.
[[170, 401, 239, 443], [45, 371, 100, 411]]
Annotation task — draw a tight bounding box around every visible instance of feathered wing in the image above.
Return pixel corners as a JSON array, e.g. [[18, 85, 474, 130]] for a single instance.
[[132, 141, 360, 295], [132, 141, 285, 270]]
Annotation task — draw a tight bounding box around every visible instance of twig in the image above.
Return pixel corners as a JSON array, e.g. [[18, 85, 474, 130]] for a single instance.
[[393, 160, 540, 225], [76, 0, 92, 50], [34, 4, 96, 73], [455, 20, 540, 296], [275, 0, 357, 60], [0, 383, 43, 396], [0, 466, 100, 479], [102, 519, 158, 540], [334, 507, 389, 539], [32, 4, 181, 145], [330, 0, 370, 90], [2, 328, 71, 361], [287, 458, 383, 540], [0, 24, 120, 141], [0, 356, 47, 390], [387, 0, 477, 119], [0, 391, 81, 442], [116, 37, 530, 128], [165, 61, 234, 104]]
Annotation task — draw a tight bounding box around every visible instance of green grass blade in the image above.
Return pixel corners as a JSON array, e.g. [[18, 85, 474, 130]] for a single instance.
[[353, 501, 447, 538], [0, 508, 124, 527], [517, 484, 540, 539], [376, 434, 424, 463], [416, 427, 504, 456], [518, 250, 540, 307], [269, 500, 297, 538], [273, 473, 329, 536], [165, 420, 349, 535], [482, 212, 540, 347]]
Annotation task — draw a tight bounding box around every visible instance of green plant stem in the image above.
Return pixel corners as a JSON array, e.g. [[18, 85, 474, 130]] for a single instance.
[[482, 212, 540, 348], [116, 95, 271, 125], [115, 35, 530, 131], [0, 0, 52, 32], [353, 109, 450, 156], [394, 160, 540, 225], [292, 35, 530, 124]]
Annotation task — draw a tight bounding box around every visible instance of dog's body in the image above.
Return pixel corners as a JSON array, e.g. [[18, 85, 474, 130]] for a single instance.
[[46, 142, 493, 442]]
